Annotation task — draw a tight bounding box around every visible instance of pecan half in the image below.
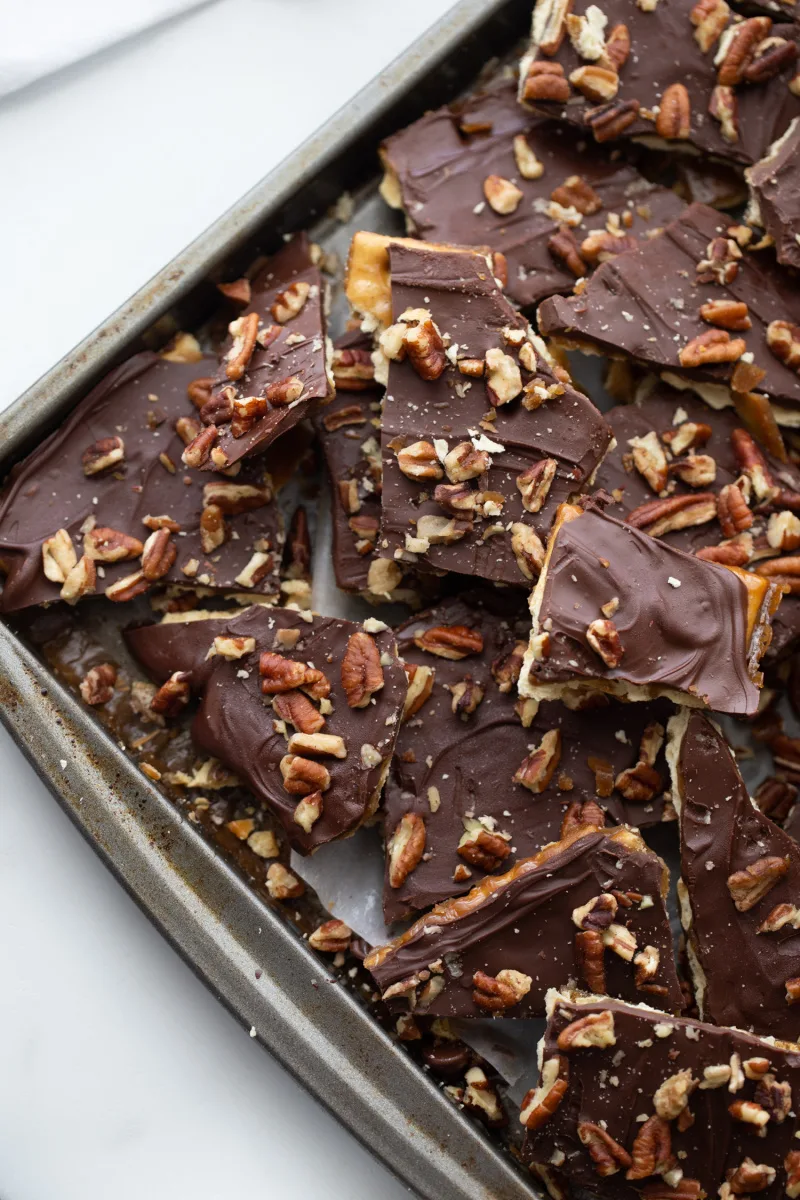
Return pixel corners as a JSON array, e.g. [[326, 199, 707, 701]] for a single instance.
[[656, 83, 691, 140], [84, 527, 143, 562], [548, 225, 586, 276], [717, 482, 753, 537], [578, 1123, 632, 1177], [141, 529, 177, 581], [586, 618, 624, 668], [699, 299, 750, 331], [387, 813, 426, 888], [727, 854, 789, 910], [413, 624, 483, 659], [520, 1057, 569, 1130], [79, 663, 118, 706], [472, 968, 532, 1012], [531, 0, 572, 55], [603, 23, 631, 69], [576, 929, 606, 992], [514, 729, 562, 793], [341, 631, 384, 708], [280, 756, 330, 796], [511, 522, 546, 580], [150, 671, 191, 717], [717, 17, 772, 85], [691, 0, 730, 53], [561, 799, 606, 836], [272, 691, 325, 736], [556, 1010, 615, 1049], [181, 424, 217, 468], [308, 919, 351, 953], [521, 59, 571, 103], [679, 328, 746, 367], [584, 98, 640, 143], [628, 1115, 672, 1180]]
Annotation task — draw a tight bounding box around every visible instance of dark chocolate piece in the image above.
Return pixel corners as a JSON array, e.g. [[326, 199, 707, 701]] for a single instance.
[[523, 990, 800, 1200], [520, 500, 782, 715], [365, 824, 683, 1018], [124, 605, 406, 853], [539, 203, 800, 414], [194, 235, 331, 471], [519, 0, 800, 166], [670, 708, 800, 1042], [380, 77, 684, 310], [0, 350, 283, 613], [345, 233, 613, 587], [384, 593, 675, 922], [747, 116, 800, 269], [595, 382, 800, 660]]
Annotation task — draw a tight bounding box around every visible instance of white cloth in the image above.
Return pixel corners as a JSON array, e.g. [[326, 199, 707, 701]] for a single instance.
[[0, 0, 215, 98]]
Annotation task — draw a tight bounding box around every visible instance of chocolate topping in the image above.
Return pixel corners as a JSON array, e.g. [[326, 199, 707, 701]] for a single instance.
[[124, 605, 407, 853], [521, 502, 781, 715], [384, 593, 675, 922], [366, 825, 683, 1018], [747, 116, 800, 270], [671, 708, 800, 1042], [380, 77, 684, 310], [523, 991, 800, 1200], [520, 0, 800, 166], [202, 235, 331, 470], [539, 203, 800, 413], [0, 351, 283, 613]]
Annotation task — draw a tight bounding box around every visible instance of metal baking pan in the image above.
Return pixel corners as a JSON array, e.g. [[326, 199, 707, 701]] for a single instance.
[[0, 2, 542, 1198]]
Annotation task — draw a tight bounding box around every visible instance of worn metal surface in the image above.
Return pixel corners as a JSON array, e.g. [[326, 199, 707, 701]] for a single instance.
[[0, 2, 540, 1197]]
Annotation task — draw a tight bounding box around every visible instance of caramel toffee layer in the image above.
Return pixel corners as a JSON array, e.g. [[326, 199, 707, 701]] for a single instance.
[[124, 605, 406, 853], [539, 203, 800, 413], [595, 383, 800, 661], [0, 351, 283, 613], [747, 116, 800, 270], [365, 825, 682, 1018], [521, 502, 780, 715], [519, 0, 800, 166], [200, 234, 331, 471], [374, 239, 612, 586], [384, 592, 675, 923], [380, 77, 684, 311], [671, 709, 800, 1043], [523, 991, 800, 1200]]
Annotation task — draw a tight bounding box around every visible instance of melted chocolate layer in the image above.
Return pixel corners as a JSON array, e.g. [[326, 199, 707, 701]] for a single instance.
[[747, 117, 800, 270]]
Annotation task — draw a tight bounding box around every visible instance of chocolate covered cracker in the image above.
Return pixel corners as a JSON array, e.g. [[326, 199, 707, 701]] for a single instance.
[[124, 605, 406, 853], [747, 116, 800, 269], [669, 708, 800, 1042], [519, 501, 782, 715], [0, 349, 283, 613], [345, 232, 612, 587], [380, 77, 684, 310], [188, 234, 331, 472], [523, 990, 800, 1200], [539, 203, 800, 416], [366, 824, 683, 1018], [519, 0, 800, 166], [384, 593, 675, 922]]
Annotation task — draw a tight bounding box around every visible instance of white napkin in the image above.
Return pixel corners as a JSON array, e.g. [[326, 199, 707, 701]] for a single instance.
[[0, 0, 216, 99]]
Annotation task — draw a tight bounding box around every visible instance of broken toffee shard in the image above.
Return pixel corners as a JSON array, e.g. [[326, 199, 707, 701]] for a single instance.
[[191, 234, 332, 472], [365, 823, 683, 1018], [522, 990, 800, 1200], [538, 203, 800, 417], [344, 231, 612, 587], [518, 0, 800, 167], [0, 348, 283, 613], [384, 592, 675, 923], [379, 76, 684, 311], [669, 708, 800, 1043], [519, 501, 783, 716], [747, 116, 800, 271], [123, 605, 407, 853]]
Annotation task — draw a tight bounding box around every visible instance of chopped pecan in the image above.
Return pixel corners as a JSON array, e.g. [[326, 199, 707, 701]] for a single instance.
[[679, 328, 746, 367], [603, 23, 631, 69], [586, 618, 624, 668], [729, 1099, 770, 1127], [84, 527, 143, 562], [604, 922, 637, 961], [141, 528, 177, 581], [403, 312, 447, 381], [691, 0, 730, 53], [654, 1068, 697, 1120], [517, 459, 558, 513], [443, 441, 490, 482], [727, 1158, 776, 1193], [520, 1056, 569, 1130], [229, 394, 266, 437], [584, 98, 640, 143], [699, 299, 750, 331], [280, 756, 330, 796], [324, 403, 367, 434], [627, 1115, 672, 1180], [556, 1010, 615, 1050], [655, 83, 691, 140], [569, 65, 619, 103], [491, 641, 527, 693], [731, 428, 777, 503], [434, 482, 477, 517], [388, 813, 426, 888], [548, 225, 586, 276], [150, 671, 191, 717], [768, 510, 800, 552], [531, 0, 572, 55], [341, 631, 384, 708], [41, 528, 77, 582], [581, 230, 637, 265], [286, 732, 346, 760], [271, 280, 310, 324], [396, 439, 443, 480], [754, 555, 800, 592], [513, 134, 544, 180], [265, 376, 303, 406], [641, 1181, 704, 1200], [105, 570, 148, 602], [308, 918, 351, 953], [79, 663, 118, 706], [717, 482, 753, 537], [403, 662, 435, 719], [755, 1074, 792, 1121], [630, 431, 669, 493], [710, 85, 740, 145], [187, 376, 214, 410], [727, 854, 789, 911], [521, 59, 572, 103], [272, 691, 325, 736], [576, 929, 606, 992], [472, 968, 532, 1012], [786, 976, 800, 1004], [457, 820, 511, 871], [485, 348, 523, 406], [766, 320, 800, 372], [224, 312, 260, 381], [266, 862, 305, 900], [202, 481, 272, 515], [450, 676, 485, 718], [483, 174, 523, 215], [561, 799, 606, 836], [551, 175, 603, 215], [717, 17, 772, 85], [588, 755, 615, 798], [462, 1066, 506, 1128], [696, 235, 741, 285], [217, 277, 251, 306], [414, 624, 483, 660], [81, 435, 125, 476], [181, 424, 217, 468], [293, 791, 323, 832], [59, 554, 96, 604], [209, 635, 255, 661], [511, 522, 546, 580], [662, 421, 712, 455], [573, 892, 618, 930], [578, 1123, 632, 1177], [514, 729, 562, 793]]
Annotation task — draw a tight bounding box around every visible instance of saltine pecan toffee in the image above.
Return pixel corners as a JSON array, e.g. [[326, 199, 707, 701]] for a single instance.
[[519, 500, 783, 715], [538, 203, 800, 415], [378, 76, 683, 310], [518, 0, 800, 166], [123, 605, 406, 853], [669, 708, 800, 1042], [195, 234, 331, 471], [747, 116, 800, 270], [523, 991, 800, 1200], [595, 384, 800, 661], [344, 232, 612, 587], [384, 592, 675, 922], [365, 824, 682, 1017], [0, 349, 283, 613]]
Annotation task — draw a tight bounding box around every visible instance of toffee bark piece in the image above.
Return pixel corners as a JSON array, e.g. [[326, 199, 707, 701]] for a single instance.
[[519, 501, 782, 715], [539, 203, 800, 415], [519, 0, 800, 167], [365, 825, 682, 1018], [198, 234, 331, 471], [523, 990, 800, 1200], [385, 592, 675, 922], [596, 383, 800, 660], [345, 232, 613, 587], [0, 350, 283, 613], [380, 76, 684, 310], [747, 116, 800, 269], [124, 605, 406, 853], [669, 708, 800, 1043]]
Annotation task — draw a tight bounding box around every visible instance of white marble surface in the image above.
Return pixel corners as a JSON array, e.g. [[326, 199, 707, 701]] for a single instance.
[[0, 2, 456, 1196]]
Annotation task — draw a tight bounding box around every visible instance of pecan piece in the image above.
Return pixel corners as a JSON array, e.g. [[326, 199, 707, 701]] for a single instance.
[[105, 570, 149, 602], [656, 83, 691, 140], [387, 813, 426, 888], [548, 225, 586, 276], [511, 522, 546, 580], [403, 312, 447, 381], [443, 441, 490, 482], [520, 1057, 569, 1130], [699, 299, 750, 331], [766, 320, 800, 372], [628, 493, 718, 537], [84, 527, 143, 562], [79, 663, 118, 706], [556, 1010, 615, 1049], [484, 174, 523, 215], [457, 820, 511, 871], [308, 919, 351, 954], [584, 98, 640, 143], [491, 641, 527, 692], [691, 0, 730, 53], [717, 483, 753, 537], [662, 421, 712, 455], [727, 854, 789, 911], [181, 424, 217, 468], [82, 435, 125, 476], [603, 23, 631, 69], [551, 175, 603, 215], [280, 756, 331, 796], [41, 528, 77, 583], [628, 1115, 672, 1180], [756, 1075, 792, 1122], [514, 729, 562, 793], [728, 1099, 770, 1127], [521, 59, 572, 103], [679, 328, 746, 367], [150, 671, 191, 717], [266, 862, 305, 900], [293, 791, 323, 833], [472, 969, 532, 1012], [513, 134, 544, 179], [396, 439, 443, 480], [517, 458, 557, 513], [581, 230, 637, 265], [576, 929, 606, 992], [573, 892, 618, 930], [199, 504, 225, 555], [403, 662, 435, 719], [586, 618, 624, 668], [578, 1122, 632, 1177], [272, 691, 325, 736], [569, 65, 619, 103], [654, 1068, 697, 1120], [531, 0, 572, 55], [641, 1181, 704, 1200], [224, 311, 259, 381], [731, 428, 777, 502], [745, 36, 799, 83], [341, 631, 384, 708], [187, 376, 214, 410], [141, 528, 177, 581], [717, 17, 772, 84], [767, 511, 800, 552], [485, 348, 523, 406], [630, 431, 669, 493], [561, 799, 606, 836], [414, 624, 483, 660], [450, 676, 484, 718]]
